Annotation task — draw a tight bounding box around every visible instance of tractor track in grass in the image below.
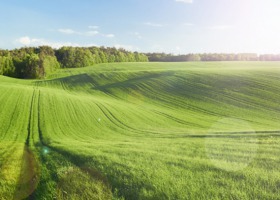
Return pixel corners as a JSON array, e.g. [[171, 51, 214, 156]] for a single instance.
[[179, 76, 280, 113], [18, 88, 113, 199], [25, 89, 36, 146], [139, 83, 224, 116], [95, 102, 140, 133], [13, 88, 39, 200], [152, 110, 206, 128], [95, 102, 159, 135]]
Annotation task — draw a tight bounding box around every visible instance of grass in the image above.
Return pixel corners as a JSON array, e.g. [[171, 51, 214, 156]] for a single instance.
[[0, 62, 280, 199]]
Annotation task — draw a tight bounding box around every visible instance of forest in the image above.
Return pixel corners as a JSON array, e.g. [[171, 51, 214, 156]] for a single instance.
[[0, 46, 148, 79]]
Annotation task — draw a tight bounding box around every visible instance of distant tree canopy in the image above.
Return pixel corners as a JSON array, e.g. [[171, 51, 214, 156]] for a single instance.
[[146, 53, 280, 62], [0, 46, 148, 79]]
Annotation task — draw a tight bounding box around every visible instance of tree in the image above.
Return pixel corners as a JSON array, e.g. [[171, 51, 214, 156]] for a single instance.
[[0, 55, 15, 76]]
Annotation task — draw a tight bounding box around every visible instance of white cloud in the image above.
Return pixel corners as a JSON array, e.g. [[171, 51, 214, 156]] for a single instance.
[[88, 25, 99, 29], [103, 34, 115, 38], [15, 36, 81, 48], [18, 36, 31, 45], [58, 29, 77, 34], [175, 0, 193, 3], [58, 28, 114, 38], [144, 22, 165, 27], [84, 31, 99, 36], [58, 28, 99, 37]]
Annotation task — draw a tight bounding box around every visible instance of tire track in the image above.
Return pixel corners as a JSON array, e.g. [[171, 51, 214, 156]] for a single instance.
[[29, 89, 113, 199], [13, 88, 39, 200], [152, 110, 206, 128], [25, 89, 36, 146], [95, 102, 159, 135]]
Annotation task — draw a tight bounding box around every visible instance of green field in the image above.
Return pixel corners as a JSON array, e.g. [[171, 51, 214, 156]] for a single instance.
[[1, 62, 280, 199]]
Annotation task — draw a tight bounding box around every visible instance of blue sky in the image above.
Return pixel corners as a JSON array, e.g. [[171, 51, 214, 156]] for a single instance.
[[1, 0, 280, 54]]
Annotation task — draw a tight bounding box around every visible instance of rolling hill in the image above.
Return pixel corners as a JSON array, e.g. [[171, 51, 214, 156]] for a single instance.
[[0, 62, 280, 199]]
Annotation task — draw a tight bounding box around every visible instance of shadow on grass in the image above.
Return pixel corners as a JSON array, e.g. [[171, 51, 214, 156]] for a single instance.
[[92, 71, 175, 92], [29, 142, 114, 200], [35, 73, 99, 89]]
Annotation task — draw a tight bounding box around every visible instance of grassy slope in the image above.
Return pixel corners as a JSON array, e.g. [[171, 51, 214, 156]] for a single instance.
[[1, 62, 280, 199]]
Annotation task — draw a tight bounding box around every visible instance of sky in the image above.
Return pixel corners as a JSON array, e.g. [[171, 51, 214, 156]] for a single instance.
[[1, 0, 280, 54]]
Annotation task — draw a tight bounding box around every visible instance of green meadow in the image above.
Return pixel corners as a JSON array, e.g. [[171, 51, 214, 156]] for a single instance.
[[0, 62, 280, 199]]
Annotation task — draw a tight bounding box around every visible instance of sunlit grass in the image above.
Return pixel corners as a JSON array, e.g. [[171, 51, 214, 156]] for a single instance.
[[1, 62, 280, 199]]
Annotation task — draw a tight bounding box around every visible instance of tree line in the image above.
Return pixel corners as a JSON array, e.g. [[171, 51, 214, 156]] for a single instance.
[[0, 46, 148, 79], [56, 46, 148, 68], [146, 53, 280, 62], [1, 47, 280, 79]]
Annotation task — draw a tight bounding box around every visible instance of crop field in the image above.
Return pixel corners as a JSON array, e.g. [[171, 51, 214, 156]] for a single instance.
[[0, 62, 280, 199]]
